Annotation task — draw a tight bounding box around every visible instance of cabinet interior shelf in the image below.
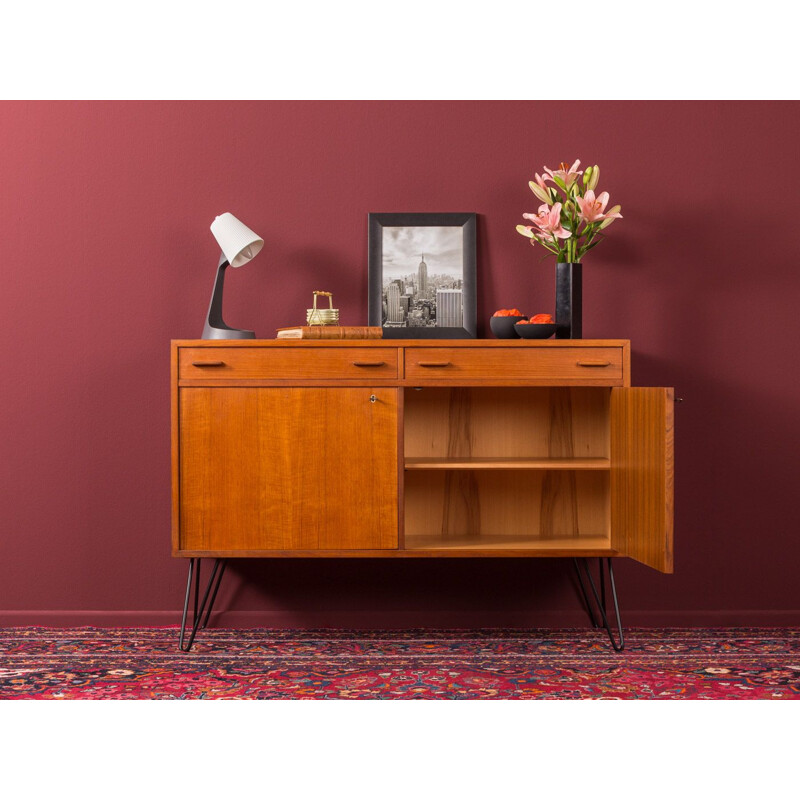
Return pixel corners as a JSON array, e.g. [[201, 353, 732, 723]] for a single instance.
[[403, 534, 613, 552], [404, 456, 611, 471]]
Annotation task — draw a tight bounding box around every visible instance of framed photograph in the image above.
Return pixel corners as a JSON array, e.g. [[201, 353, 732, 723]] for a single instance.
[[368, 213, 477, 338]]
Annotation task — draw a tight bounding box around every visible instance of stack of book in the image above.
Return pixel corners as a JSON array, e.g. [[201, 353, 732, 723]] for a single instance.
[[276, 326, 383, 340]]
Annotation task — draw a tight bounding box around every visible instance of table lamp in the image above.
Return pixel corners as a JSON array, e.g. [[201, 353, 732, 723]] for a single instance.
[[202, 212, 264, 339]]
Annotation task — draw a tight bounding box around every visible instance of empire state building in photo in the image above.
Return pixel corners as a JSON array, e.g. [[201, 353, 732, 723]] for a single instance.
[[418, 253, 427, 295]]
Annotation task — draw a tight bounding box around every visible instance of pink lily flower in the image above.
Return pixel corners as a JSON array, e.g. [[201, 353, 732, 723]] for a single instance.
[[544, 160, 583, 189], [576, 190, 623, 224], [523, 202, 571, 240]]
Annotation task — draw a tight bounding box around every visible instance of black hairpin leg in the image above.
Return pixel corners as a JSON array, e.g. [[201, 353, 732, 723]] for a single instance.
[[179, 558, 227, 652], [573, 558, 599, 628], [574, 557, 624, 652]]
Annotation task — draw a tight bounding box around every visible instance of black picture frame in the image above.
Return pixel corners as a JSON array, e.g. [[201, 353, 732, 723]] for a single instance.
[[368, 212, 477, 339]]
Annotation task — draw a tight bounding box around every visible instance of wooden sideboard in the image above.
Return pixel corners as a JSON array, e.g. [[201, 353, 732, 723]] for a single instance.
[[171, 339, 674, 650]]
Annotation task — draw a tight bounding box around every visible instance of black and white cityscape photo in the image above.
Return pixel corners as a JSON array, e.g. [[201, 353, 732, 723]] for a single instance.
[[380, 226, 464, 328]]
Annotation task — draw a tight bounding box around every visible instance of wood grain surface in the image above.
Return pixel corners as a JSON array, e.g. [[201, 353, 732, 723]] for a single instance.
[[404, 346, 624, 385], [171, 340, 672, 568], [403, 387, 609, 460], [610, 387, 674, 573], [404, 470, 610, 545], [179, 346, 399, 380], [178, 387, 398, 551], [404, 457, 610, 469], [176, 544, 619, 558]]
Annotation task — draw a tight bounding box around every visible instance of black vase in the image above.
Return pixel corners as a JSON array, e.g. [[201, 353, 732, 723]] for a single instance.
[[555, 262, 582, 339]]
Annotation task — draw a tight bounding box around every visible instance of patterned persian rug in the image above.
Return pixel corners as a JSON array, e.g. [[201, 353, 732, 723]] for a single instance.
[[1, 627, 798, 699]]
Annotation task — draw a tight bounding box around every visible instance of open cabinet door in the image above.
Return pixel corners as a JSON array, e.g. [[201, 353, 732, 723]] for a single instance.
[[610, 387, 674, 573]]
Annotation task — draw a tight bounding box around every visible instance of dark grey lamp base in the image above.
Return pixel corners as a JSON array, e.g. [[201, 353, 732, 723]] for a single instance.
[[202, 252, 256, 340]]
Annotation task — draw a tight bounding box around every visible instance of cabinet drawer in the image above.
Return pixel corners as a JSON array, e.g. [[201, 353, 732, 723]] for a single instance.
[[179, 347, 399, 380], [404, 347, 624, 384]]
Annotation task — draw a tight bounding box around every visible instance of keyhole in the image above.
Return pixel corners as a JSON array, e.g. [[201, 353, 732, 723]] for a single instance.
[[369, 394, 377, 403]]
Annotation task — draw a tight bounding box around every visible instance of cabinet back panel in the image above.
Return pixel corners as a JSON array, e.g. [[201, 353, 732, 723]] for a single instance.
[[404, 388, 609, 460], [404, 470, 610, 543]]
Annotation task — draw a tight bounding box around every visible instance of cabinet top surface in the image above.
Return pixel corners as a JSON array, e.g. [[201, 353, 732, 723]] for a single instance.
[[172, 339, 630, 348]]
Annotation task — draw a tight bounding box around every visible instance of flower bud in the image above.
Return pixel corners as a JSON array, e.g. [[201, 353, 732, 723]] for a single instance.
[[583, 165, 593, 185], [516, 224, 536, 238], [528, 181, 551, 205], [588, 165, 600, 192]]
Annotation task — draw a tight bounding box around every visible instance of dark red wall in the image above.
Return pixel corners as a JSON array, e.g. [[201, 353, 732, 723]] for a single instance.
[[2, 101, 799, 626]]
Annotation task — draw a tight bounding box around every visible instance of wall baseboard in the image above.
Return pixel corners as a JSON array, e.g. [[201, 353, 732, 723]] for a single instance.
[[2, 609, 800, 628]]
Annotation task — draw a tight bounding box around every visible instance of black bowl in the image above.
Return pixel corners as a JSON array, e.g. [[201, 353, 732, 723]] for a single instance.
[[490, 315, 527, 338], [514, 322, 557, 339]]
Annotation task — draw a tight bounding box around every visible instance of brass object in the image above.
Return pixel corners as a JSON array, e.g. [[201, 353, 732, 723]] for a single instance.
[[306, 291, 340, 326]]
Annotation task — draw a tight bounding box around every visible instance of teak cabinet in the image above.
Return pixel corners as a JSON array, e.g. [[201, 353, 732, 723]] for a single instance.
[[171, 339, 673, 572]]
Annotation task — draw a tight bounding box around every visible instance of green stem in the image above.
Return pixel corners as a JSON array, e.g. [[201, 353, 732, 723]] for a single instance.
[[579, 223, 597, 261], [571, 206, 577, 262]]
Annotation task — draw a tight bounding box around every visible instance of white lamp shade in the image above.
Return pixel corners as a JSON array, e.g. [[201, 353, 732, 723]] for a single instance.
[[210, 212, 264, 268]]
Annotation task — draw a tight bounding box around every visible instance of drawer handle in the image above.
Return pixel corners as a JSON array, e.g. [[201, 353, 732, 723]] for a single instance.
[[191, 361, 226, 368], [352, 361, 386, 367], [417, 361, 452, 368], [577, 360, 611, 368]]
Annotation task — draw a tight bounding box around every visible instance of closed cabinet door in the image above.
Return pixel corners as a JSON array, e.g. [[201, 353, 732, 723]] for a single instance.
[[179, 387, 398, 552]]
